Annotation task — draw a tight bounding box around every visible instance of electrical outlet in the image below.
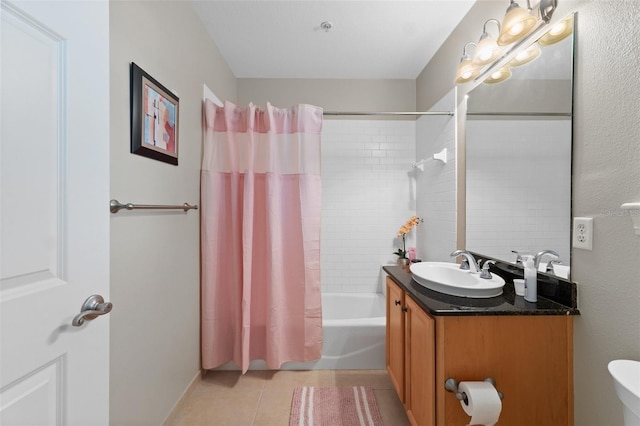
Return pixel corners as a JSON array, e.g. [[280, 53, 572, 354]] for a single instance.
[[573, 217, 593, 250]]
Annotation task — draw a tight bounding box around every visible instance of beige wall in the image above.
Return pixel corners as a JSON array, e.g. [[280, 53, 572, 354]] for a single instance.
[[418, 1, 640, 425], [238, 78, 416, 114], [109, 2, 236, 425], [571, 2, 640, 425]]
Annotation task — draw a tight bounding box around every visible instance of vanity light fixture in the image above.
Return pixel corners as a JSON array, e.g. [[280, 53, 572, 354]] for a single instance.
[[538, 13, 573, 46], [454, 0, 558, 85], [539, 0, 558, 23], [483, 66, 512, 84], [454, 42, 480, 84], [472, 19, 503, 66], [497, 0, 537, 46], [509, 42, 541, 67]]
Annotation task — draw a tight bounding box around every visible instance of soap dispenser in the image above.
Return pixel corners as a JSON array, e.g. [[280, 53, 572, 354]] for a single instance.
[[521, 254, 537, 302]]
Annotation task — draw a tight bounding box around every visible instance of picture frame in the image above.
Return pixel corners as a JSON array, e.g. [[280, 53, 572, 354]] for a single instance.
[[130, 62, 179, 165]]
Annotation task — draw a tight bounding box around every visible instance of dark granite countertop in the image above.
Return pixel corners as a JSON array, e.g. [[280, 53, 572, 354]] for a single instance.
[[383, 265, 580, 316]]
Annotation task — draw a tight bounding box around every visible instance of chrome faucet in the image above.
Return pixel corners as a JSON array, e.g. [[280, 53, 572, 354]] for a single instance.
[[480, 260, 497, 279], [511, 250, 523, 266], [450, 250, 480, 272], [534, 250, 559, 269], [546, 259, 562, 274]]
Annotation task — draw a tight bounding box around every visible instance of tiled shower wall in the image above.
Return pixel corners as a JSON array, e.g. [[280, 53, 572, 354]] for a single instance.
[[321, 119, 416, 293]]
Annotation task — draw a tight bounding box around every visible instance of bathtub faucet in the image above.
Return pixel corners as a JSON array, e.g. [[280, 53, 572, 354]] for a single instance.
[[450, 250, 480, 273]]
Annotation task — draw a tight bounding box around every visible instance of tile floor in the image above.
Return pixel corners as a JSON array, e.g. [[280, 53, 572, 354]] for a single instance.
[[168, 369, 411, 426]]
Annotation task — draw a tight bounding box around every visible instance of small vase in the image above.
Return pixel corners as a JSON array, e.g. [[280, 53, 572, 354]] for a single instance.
[[397, 257, 408, 269]]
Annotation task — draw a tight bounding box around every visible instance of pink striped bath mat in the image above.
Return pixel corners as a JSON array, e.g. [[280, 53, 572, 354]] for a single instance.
[[289, 386, 383, 426]]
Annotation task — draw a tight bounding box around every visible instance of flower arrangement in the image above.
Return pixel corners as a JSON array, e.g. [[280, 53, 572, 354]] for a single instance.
[[393, 216, 421, 259]]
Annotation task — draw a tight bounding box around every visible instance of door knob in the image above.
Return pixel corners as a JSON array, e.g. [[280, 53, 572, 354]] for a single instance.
[[72, 295, 112, 326]]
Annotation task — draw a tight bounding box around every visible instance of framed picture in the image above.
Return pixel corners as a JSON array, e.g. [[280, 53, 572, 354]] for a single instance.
[[130, 62, 179, 165]]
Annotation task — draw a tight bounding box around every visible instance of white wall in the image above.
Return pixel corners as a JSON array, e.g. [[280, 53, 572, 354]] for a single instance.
[[415, 91, 457, 262], [109, 2, 236, 425], [321, 120, 416, 293], [466, 119, 571, 264]]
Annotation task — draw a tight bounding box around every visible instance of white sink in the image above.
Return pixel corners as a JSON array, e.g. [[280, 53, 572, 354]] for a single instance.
[[409, 262, 505, 298], [608, 359, 640, 425]]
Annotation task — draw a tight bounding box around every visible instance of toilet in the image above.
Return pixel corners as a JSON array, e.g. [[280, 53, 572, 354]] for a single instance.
[[608, 360, 640, 426]]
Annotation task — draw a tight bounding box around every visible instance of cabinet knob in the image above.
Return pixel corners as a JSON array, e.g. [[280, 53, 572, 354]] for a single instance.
[[402, 307, 408, 312], [394, 300, 401, 306]]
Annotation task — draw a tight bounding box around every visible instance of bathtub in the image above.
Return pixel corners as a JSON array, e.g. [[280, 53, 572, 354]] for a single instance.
[[216, 292, 387, 371], [282, 292, 386, 370]]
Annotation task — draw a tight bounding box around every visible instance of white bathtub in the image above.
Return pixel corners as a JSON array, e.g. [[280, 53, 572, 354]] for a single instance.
[[282, 292, 386, 370], [216, 292, 387, 371]]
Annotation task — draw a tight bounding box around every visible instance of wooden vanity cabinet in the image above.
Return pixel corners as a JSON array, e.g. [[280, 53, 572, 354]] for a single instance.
[[386, 278, 405, 401], [386, 278, 435, 426], [385, 277, 574, 426], [404, 295, 435, 426], [436, 315, 573, 426]]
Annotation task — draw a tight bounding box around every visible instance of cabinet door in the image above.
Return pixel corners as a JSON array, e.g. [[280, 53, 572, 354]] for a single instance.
[[436, 316, 573, 426], [405, 296, 435, 426], [386, 277, 405, 402]]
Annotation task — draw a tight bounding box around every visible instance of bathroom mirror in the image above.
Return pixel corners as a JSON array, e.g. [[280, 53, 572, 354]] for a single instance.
[[464, 14, 575, 275]]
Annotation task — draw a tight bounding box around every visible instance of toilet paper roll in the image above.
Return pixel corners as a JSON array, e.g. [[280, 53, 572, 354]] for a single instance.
[[459, 381, 502, 426]]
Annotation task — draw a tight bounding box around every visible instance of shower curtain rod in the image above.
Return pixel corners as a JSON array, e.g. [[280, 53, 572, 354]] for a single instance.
[[323, 111, 454, 116]]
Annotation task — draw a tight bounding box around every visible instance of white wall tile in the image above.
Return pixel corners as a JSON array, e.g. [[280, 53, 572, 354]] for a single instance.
[[321, 119, 416, 293]]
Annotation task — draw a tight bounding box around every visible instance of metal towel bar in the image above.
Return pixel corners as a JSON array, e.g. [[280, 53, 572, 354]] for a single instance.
[[110, 199, 198, 214]]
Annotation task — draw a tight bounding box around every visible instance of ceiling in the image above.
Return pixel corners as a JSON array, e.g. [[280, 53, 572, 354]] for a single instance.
[[190, 1, 476, 80]]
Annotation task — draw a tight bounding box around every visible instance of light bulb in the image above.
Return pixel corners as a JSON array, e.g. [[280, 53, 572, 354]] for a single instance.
[[472, 20, 502, 66], [497, 1, 537, 46], [538, 14, 574, 47], [510, 43, 541, 67], [484, 66, 511, 84], [549, 22, 566, 36], [509, 22, 524, 35], [474, 39, 500, 65], [455, 58, 480, 84], [455, 42, 480, 84]]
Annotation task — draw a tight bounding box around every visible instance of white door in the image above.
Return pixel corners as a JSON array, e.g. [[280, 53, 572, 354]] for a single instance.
[[0, 0, 110, 424]]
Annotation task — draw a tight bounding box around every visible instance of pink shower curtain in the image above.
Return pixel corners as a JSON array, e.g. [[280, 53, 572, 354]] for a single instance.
[[201, 100, 323, 373]]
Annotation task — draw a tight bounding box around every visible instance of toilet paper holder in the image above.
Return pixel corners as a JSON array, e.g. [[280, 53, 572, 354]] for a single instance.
[[445, 377, 504, 405]]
